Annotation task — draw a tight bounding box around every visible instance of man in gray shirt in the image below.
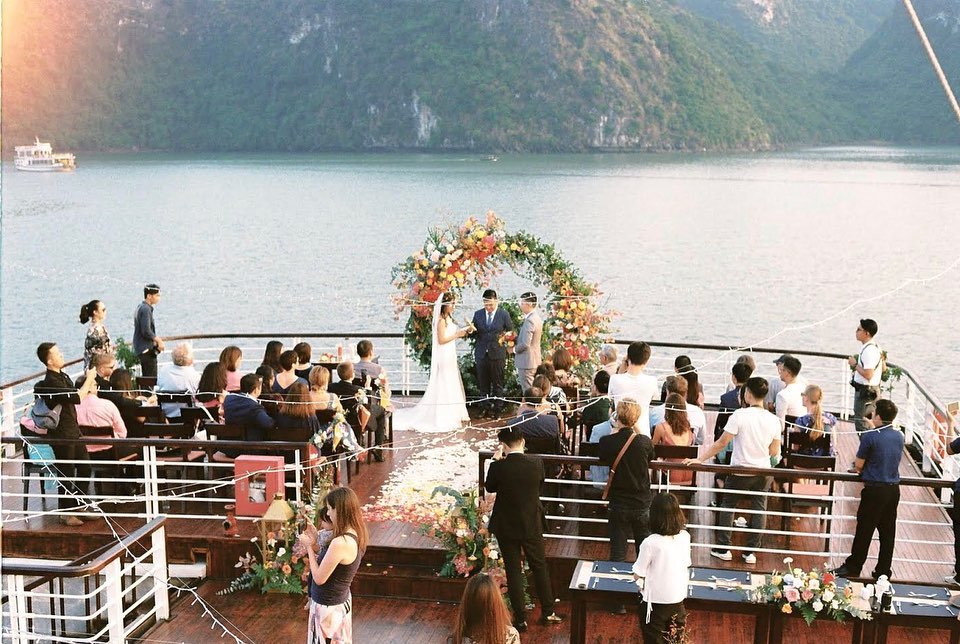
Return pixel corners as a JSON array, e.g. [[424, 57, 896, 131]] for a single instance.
[[133, 283, 164, 378]]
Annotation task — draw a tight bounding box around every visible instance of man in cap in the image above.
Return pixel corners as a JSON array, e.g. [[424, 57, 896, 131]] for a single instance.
[[133, 284, 164, 378]]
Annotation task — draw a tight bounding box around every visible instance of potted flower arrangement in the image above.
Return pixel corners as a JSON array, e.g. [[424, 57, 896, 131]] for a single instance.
[[753, 558, 873, 625]]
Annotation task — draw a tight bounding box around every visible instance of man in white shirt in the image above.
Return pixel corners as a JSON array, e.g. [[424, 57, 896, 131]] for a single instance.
[[157, 342, 201, 419], [685, 377, 781, 565], [649, 375, 707, 445], [849, 318, 883, 436], [608, 341, 657, 437], [774, 355, 806, 431]]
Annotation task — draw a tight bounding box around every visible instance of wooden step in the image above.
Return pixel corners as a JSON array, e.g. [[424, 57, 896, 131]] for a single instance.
[[354, 561, 467, 603]]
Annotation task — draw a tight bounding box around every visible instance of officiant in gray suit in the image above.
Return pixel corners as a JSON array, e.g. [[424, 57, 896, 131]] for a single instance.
[[514, 291, 543, 391]]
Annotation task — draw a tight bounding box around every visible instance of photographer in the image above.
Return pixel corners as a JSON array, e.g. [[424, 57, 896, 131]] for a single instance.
[[849, 319, 882, 438]]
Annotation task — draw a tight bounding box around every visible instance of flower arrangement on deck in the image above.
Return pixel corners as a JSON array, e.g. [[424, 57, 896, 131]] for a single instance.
[[391, 212, 616, 380], [753, 558, 873, 625]]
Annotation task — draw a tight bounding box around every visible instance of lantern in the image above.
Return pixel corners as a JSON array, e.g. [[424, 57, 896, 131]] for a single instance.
[[259, 492, 295, 564]]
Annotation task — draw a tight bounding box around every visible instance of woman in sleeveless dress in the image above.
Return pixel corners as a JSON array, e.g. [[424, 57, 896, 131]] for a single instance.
[[651, 393, 695, 485], [394, 292, 474, 433], [300, 487, 368, 644]]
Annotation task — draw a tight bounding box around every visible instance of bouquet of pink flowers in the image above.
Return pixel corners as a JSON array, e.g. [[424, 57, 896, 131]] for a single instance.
[[753, 558, 872, 625]]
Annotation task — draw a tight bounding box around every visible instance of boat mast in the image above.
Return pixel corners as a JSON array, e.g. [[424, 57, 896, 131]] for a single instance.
[[901, 0, 960, 126]]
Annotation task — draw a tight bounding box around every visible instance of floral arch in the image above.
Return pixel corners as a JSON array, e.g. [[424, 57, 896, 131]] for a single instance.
[[391, 213, 615, 381]]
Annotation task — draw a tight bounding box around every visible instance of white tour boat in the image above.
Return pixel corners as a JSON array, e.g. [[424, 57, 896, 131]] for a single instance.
[[14, 137, 76, 172]]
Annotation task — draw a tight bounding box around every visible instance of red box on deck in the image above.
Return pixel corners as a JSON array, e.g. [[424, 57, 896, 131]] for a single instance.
[[234, 455, 285, 516]]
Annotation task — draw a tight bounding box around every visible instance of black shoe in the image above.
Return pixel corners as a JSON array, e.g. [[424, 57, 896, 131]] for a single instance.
[[832, 565, 860, 578], [608, 603, 627, 615], [514, 621, 528, 633], [539, 613, 565, 625], [373, 450, 385, 463]]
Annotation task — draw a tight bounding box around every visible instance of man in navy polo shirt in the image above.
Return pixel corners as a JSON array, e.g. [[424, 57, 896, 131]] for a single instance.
[[834, 399, 903, 580], [944, 411, 960, 586]]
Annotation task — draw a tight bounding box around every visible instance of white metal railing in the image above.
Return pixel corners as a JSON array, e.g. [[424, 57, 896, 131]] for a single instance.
[[1, 517, 169, 643]]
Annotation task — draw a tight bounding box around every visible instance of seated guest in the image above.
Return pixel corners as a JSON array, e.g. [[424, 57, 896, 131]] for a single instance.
[[354, 340, 383, 388], [507, 387, 560, 441], [275, 382, 321, 464], [792, 384, 837, 456], [255, 365, 282, 417], [774, 354, 807, 430], [551, 348, 581, 389], [649, 376, 706, 445], [652, 393, 696, 485], [328, 362, 386, 462], [91, 352, 117, 394], [598, 344, 619, 377], [581, 370, 613, 438], [587, 401, 619, 489], [108, 368, 155, 436], [223, 374, 276, 456], [293, 342, 313, 380], [727, 354, 756, 392], [308, 366, 343, 415], [534, 364, 568, 410], [261, 340, 284, 373], [661, 356, 704, 408], [273, 350, 307, 395], [219, 345, 243, 392], [197, 362, 228, 422], [156, 342, 201, 419], [452, 572, 521, 644], [76, 377, 129, 451]]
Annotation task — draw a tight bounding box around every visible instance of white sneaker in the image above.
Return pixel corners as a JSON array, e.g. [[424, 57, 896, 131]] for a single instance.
[[710, 549, 733, 561], [734, 517, 747, 528], [945, 574, 960, 587], [742, 552, 757, 565]]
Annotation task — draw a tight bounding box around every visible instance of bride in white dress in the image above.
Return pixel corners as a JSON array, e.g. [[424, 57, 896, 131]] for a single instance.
[[394, 293, 475, 433]]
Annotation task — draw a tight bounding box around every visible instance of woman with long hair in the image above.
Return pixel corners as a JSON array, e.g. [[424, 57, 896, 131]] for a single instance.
[[551, 348, 581, 389], [261, 340, 284, 373], [299, 487, 368, 644], [219, 345, 243, 392], [452, 573, 520, 644], [276, 381, 320, 432], [793, 384, 837, 456], [673, 356, 704, 408], [632, 493, 691, 644], [309, 367, 343, 415], [651, 393, 695, 485], [80, 300, 113, 368], [255, 364, 282, 417], [197, 362, 228, 422]]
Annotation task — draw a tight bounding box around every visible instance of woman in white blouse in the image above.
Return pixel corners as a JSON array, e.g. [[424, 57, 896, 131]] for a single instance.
[[632, 493, 691, 644]]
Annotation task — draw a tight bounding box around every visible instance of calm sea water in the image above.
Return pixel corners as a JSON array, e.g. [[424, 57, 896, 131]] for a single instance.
[[2, 148, 960, 397]]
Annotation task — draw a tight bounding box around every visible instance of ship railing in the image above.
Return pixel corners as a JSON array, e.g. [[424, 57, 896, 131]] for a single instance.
[[1, 517, 169, 644], [0, 436, 327, 526], [0, 333, 954, 477], [479, 452, 955, 585]]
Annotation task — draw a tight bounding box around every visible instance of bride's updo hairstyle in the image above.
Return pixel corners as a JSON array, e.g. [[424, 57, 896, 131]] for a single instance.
[[440, 292, 456, 318]]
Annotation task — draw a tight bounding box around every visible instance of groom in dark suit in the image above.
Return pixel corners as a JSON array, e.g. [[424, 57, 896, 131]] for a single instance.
[[472, 289, 513, 418], [485, 425, 563, 630]]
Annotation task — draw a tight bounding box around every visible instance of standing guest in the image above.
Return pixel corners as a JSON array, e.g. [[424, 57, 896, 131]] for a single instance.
[[80, 299, 113, 369], [223, 374, 276, 456], [661, 356, 704, 408], [485, 425, 563, 631], [299, 487, 368, 644], [472, 289, 514, 418], [581, 370, 613, 438], [599, 399, 656, 564], [633, 493, 692, 644], [598, 345, 619, 377], [849, 319, 883, 436], [833, 400, 903, 580], [273, 350, 307, 395], [293, 342, 313, 380], [552, 348, 581, 389], [609, 342, 658, 437], [649, 376, 706, 445], [791, 384, 837, 456], [652, 394, 696, 485], [219, 345, 243, 392], [514, 292, 543, 394], [261, 340, 284, 373], [34, 342, 97, 525], [254, 365, 282, 415], [452, 573, 521, 644], [774, 355, 807, 431], [156, 342, 201, 420], [133, 284, 164, 378], [685, 377, 781, 565], [197, 362, 228, 422]]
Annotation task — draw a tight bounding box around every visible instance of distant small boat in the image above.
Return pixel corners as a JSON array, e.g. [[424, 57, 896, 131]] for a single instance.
[[14, 137, 76, 172]]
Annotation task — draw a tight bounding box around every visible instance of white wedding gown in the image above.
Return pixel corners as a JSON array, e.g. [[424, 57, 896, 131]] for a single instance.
[[393, 299, 471, 433]]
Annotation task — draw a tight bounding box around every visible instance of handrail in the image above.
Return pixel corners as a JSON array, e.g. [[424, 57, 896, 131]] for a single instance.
[[1, 436, 313, 450], [1, 516, 166, 577], [477, 450, 955, 491]]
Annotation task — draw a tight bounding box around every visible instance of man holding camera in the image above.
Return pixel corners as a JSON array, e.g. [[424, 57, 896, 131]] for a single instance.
[[849, 319, 882, 437]]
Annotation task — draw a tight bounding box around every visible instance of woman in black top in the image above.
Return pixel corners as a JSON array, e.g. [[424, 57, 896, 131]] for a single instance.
[[299, 487, 367, 644]]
